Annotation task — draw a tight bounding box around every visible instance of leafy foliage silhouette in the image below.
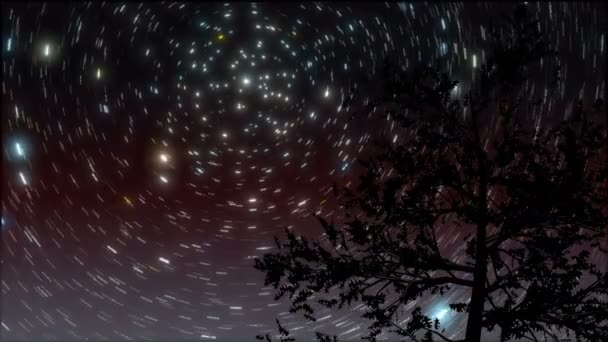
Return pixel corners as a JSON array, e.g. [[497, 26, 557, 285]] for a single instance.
[[255, 4, 608, 342]]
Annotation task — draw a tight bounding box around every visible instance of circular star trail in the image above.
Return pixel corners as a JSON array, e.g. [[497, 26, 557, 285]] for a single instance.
[[2, 2, 605, 340]]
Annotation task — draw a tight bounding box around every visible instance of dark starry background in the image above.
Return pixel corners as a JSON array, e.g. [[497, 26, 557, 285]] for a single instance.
[[1, 2, 606, 341]]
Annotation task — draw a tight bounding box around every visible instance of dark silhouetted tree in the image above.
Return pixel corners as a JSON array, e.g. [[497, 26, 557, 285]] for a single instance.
[[255, 5, 608, 342]]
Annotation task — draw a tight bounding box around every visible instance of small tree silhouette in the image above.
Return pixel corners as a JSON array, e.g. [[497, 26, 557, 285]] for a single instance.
[[255, 5, 608, 342]]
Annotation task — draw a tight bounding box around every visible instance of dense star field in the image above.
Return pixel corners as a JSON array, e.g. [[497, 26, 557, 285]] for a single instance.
[[1, 2, 606, 341]]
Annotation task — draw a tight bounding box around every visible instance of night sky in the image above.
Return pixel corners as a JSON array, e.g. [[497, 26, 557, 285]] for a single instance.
[[1, 2, 606, 341]]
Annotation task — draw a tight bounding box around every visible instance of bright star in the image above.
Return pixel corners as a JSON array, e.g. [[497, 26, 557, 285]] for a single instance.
[[435, 308, 449, 320], [19, 172, 28, 186], [159, 153, 169, 163], [15, 142, 24, 157]]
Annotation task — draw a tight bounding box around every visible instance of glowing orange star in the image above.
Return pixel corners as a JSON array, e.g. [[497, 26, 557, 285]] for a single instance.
[[123, 196, 133, 207]]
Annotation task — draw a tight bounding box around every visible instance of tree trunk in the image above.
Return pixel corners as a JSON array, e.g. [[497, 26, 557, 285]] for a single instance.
[[466, 101, 489, 342], [464, 224, 488, 342]]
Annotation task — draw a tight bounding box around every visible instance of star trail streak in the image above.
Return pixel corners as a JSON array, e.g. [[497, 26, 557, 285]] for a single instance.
[[1, 2, 605, 341]]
